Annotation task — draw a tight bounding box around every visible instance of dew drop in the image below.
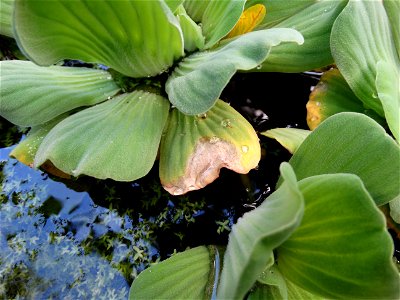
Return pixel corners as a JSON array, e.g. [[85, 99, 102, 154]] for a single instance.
[[372, 92, 378, 98], [173, 188, 184, 195], [107, 96, 112, 100], [106, 76, 112, 80], [256, 65, 262, 70], [221, 119, 232, 128], [315, 101, 321, 106], [311, 116, 317, 122], [241, 145, 249, 153], [209, 136, 220, 144], [197, 113, 207, 119]]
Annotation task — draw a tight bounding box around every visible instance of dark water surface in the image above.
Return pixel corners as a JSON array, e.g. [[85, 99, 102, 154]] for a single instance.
[[0, 72, 318, 298]]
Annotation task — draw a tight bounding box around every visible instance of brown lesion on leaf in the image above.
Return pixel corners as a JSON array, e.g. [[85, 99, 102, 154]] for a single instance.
[[162, 137, 250, 195]]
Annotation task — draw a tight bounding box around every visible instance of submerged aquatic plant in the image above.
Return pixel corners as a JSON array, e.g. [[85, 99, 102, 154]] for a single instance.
[[0, 0, 304, 194]]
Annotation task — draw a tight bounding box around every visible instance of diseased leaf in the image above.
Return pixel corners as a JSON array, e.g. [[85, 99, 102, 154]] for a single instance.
[[306, 68, 384, 130], [166, 28, 303, 115], [35, 91, 169, 181], [14, 0, 183, 77], [129, 246, 219, 300], [224, 4, 266, 39], [217, 163, 304, 300], [331, 0, 399, 116], [278, 174, 400, 299], [0, 60, 120, 127], [261, 128, 310, 154], [285, 112, 400, 206], [160, 100, 260, 195]]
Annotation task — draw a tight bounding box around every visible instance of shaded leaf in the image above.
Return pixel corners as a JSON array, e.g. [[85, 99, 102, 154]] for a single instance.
[[278, 174, 399, 299], [35, 91, 169, 181], [331, 0, 399, 116], [261, 128, 310, 154], [258, 0, 346, 72], [389, 196, 400, 224], [129, 246, 219, 300], [253, 265, 288, 300], [306, 68, 384, 130], [14, 0, 183, 77], [0, 0, 14, 37], [285, 112, 400, 206], [160, 100, 260, 195], [166, 28, 303, 115], [176, 6, 205, 52], [0, 60, 120, 127], [217, 163, 304, 300]]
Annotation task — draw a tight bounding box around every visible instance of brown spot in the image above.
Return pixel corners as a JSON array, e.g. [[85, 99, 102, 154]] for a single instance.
[[41, 160, 71, 179], [162, 138, 248, 195]]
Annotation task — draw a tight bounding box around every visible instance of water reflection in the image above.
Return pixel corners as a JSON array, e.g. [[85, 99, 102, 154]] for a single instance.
[[0, 147, 157, 299]]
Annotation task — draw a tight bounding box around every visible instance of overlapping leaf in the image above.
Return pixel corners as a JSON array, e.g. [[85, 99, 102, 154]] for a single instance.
[[35, 91, 169, 181], [261, 128, 310, 154], [129, 246, 219, 300], [217, 163, 304, 300], [285, 112, 400, 206], [14, 0, 184, 77], [160, 100, 260, 195], [166, 28, 303, 115], [278, 174, 399, 299], [0, 0, 14, 37], [0, 60, 120, 127]]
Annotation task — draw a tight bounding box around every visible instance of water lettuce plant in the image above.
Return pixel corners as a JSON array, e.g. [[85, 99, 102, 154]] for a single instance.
[[0, 0, 305, 194]]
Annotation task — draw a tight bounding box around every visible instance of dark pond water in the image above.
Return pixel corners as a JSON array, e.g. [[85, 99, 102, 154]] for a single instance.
[[0, 65, 319, 298]]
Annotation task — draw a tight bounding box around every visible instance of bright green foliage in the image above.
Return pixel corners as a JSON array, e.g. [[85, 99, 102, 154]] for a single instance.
[[0, 0, 14, 37], [261, 128, 310, 154], [34, 91, 170, 181], [331, 0, 400, 140], [0, 60, 120, 126], [14, 0, 184, 77], [176, 6, 205, 52], [286, 112, 400, 206], [129, 246, 218, 299], [217, 163, 304, 300], [166, 28, 303, 114], [278, 174, 399, 299]]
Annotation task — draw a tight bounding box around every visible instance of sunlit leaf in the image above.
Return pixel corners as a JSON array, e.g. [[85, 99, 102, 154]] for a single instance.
[[225, 4, 266, 39], [183, 0, 246, 49], [129, 246, 219, 300], [217, 163, 304, 300], [164, 0, 184, 13], [375, 60, 400, 142], [160, 100, 260, 195], [306, 68, 384, 130], [261, 128, 310, 154], [278, 174, 400, 299], [0, 60, 120, 127], [257, 0, 346, 72], [14, 0, 183, 77], [166, 28, 303, 115], [176, 6, 205, 52], [0, 0, 14, 37], [285, 112, 400, 206], [383, 0, 400, 57], [35, 91, 169, 181], [331, 0, 399, 116]]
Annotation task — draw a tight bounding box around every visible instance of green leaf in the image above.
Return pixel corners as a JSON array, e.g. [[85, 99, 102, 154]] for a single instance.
[[166, 28, 303, 115], [261, 128, 310, 154], [14, 0, 183, 77], [258, 0, 346, 72], [217, 163, 304, 300], [331, 0, 399, 116], [376, 60, 400, 142], [0, 0, 14, 37], [183, 0, 246, 49], [285, 112, 400, 206], [160, 100, 260, 195], [252, 265, 288, 300], [383, 0, 400, 58], [176, 6, 205, 52], [0, 60, 120, 127], [286, 279, 324, 300], [164, 0, 184, 13], [306, 68, 384, 130], [389, 196, 400, 224], [277, 174, 400, 299], [34, 90, 170, 181], [129, 246, 219, 300]]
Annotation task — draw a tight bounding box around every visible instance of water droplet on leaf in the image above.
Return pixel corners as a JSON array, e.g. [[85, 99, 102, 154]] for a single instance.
[[241, 145, 249, 153]]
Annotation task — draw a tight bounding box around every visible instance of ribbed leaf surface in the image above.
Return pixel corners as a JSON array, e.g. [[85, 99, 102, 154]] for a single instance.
[[14, 0, 184, 77], [331, 0, 399, 116], [166, 28, 303, 115], [129, 246, 217, 300], [35, 91, 170, 181], [278, 174, 399, 299], [258, 0, 346, 72], [0, 0, 14, 37], [160, 100, 260, 195], [217, 163, 304, 300], [285, 112, 400, 206], [0, 60, 120, 126], [261, 128, 310, 154]]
